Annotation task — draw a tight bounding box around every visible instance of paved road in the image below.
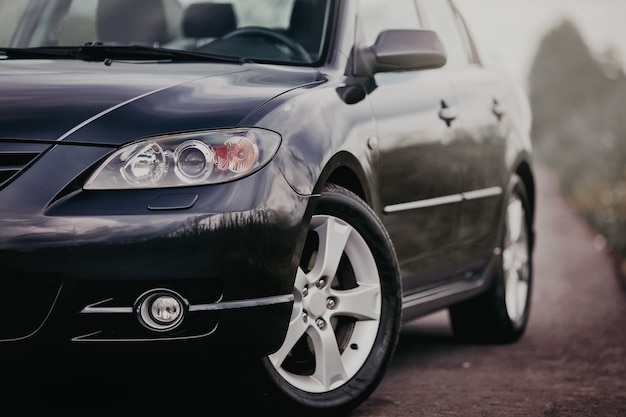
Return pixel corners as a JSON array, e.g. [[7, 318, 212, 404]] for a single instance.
[[4, 168, 626, 415]]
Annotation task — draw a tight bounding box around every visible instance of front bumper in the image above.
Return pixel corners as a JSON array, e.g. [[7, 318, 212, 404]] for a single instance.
[[2, 269, 294, 355], [0, 143, 311, 354]]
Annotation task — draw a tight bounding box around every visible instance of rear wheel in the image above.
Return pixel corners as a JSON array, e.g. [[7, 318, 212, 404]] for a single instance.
[[261, 184, 402, 415], [449, 174, 533, 343]]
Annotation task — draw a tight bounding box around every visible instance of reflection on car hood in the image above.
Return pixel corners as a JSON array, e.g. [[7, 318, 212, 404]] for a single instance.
[[0, 59, 323, 144]]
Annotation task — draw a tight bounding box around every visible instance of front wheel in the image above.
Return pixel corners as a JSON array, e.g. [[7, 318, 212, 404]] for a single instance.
[[449, 174, 533, 343], [261, 184, 402, 415]]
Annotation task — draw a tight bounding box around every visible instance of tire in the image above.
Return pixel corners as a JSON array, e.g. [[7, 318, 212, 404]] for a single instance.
[[449, 174, 533, 343], [261, 183, 402, 415]]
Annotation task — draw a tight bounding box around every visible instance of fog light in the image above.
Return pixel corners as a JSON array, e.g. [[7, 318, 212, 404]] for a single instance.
[[136, 289, 187, 332], [151, 296, 181, 324]]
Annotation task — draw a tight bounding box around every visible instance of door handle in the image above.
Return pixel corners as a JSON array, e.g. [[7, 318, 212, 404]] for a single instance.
[[438, 100, 457, 127], [492, 98, 505, 121]]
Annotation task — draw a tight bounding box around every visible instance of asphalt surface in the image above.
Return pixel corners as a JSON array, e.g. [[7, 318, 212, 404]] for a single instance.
[[3, 167, 625, 415]]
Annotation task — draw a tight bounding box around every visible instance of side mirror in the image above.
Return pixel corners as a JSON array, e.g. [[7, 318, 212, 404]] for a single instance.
[[354, 29, 447, 76]]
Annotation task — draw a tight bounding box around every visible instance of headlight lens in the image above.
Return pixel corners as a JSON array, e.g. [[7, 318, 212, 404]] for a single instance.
[[84, 128, 280, 189]]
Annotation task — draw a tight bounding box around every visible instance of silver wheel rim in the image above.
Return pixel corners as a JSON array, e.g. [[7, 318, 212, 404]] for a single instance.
[[268, 214, 382, 393], [502, 193, 530, 325]]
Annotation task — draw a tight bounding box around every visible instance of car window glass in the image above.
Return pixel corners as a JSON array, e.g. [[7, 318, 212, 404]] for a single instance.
[[0, 1, 29, 45], [59, 0, 184, 46], [451, 4, 479, 64], [177, 0, 295, 29], [418, 0, 471, 67], [58, 0, 98, 45], [230, 0, 293, 28], [358, 0, 421, 45]]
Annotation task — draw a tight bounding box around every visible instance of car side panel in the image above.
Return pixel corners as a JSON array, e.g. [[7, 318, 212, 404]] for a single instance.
[[372, 69, 463, 290], [447, 66, 510, 270]]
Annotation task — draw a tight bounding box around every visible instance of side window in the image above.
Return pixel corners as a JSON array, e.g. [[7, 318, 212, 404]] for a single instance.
[[358, 0, 421, 45], [451, 4, 479, 64], [417, 0, 471, 67]]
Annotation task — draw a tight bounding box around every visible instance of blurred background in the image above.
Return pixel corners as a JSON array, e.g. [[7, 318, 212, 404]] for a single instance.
[[456, 0, 626, 282]]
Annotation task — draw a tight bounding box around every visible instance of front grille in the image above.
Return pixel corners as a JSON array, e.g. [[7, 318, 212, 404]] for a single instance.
[[0, 271, 63, 340], [0, 141, 50, 188]]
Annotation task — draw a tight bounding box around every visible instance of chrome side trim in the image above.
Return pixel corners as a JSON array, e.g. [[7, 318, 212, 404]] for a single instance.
[[384, 195, 462, 213], [462, 186, 502, 200], [81, 298, 133, 314], [71, 329, 219, 342], [80, 294, 294, 314], [383, 186, 503, 214]]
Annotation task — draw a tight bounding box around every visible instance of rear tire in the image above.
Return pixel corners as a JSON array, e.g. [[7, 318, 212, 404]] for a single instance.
[[261, 183, 402, 415], [449, 174, 533, 343]]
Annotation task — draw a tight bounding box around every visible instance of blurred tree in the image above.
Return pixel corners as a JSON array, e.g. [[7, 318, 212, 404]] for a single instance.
[[528, 18, 626, 269]]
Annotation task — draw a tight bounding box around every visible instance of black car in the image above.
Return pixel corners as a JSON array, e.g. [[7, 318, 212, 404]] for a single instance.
[[0, 0, 535, 414]]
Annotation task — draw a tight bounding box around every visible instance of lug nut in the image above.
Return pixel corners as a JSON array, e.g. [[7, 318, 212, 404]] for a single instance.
[[316, 318, 326, 329]]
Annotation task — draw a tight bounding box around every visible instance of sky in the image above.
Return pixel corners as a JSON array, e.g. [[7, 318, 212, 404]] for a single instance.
[[454, 0, 626, 88]]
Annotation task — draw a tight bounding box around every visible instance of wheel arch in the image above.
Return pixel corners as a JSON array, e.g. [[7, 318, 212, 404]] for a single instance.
[[312, 151, 371, 206]]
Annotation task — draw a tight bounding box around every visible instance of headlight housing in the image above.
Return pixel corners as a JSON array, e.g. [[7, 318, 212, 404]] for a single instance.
[[84, 128, 281, 189]]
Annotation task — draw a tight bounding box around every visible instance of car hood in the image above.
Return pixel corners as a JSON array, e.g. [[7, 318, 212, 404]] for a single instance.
[[0, 59, 324, 145]]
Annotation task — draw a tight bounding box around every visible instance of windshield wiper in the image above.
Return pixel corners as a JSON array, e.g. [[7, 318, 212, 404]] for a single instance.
[[0, 47, 75, 60], [0, 45, 242, 63]]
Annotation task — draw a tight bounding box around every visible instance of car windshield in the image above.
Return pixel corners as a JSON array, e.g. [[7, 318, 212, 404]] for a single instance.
[[0, 0, 332, 65]]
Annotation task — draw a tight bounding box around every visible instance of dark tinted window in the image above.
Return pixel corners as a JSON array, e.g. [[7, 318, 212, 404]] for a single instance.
[[418, 0, 472, 67]]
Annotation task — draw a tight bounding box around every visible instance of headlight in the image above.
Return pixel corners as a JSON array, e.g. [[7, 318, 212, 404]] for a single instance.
[[84, 128, 281, 189]]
